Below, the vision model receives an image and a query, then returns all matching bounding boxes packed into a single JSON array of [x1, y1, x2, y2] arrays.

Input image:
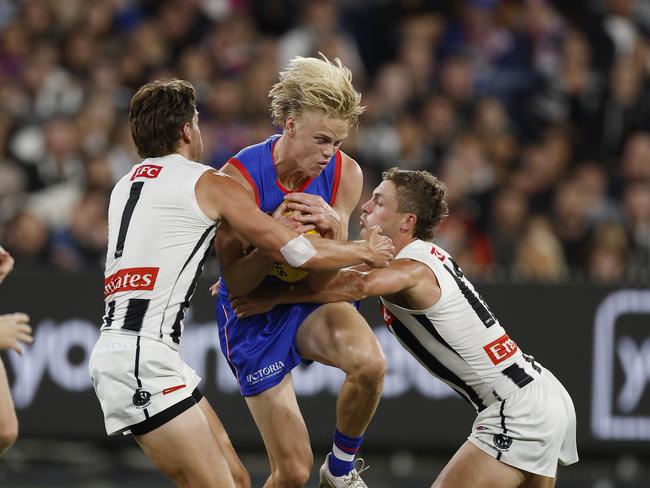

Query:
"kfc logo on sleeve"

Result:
[[104, 267, 159, 297], [484, 334, 519, 365], [131, 164, 162, 181]]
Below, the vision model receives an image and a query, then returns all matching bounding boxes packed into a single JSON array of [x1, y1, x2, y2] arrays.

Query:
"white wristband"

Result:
[[280, 234, 318, 268]]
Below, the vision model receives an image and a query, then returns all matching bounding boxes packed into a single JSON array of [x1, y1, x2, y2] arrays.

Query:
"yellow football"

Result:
[[269, 211, 319, 283]]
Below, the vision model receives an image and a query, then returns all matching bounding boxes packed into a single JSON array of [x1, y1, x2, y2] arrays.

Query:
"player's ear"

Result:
[[285, 116, 296, 137], [181, 121, 192, 143], [401, 213, 417, 233]]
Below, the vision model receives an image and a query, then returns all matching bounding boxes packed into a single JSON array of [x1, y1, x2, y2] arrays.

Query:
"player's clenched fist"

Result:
[[0, 313, 33, 355], [362, 225, 394, 268]]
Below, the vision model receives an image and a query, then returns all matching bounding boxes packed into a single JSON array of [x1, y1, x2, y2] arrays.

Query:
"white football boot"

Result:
[[319, 453, 370, 488]]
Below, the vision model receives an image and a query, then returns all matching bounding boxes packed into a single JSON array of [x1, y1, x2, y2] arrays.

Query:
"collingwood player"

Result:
[[88, 80, 394, 488], [232, 168, 579, 488]]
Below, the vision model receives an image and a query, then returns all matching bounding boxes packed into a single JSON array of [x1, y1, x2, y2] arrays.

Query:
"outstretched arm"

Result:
[[231, 260, 421, 318], [196, 170, 394, 270], [215, 202, 316, 297]]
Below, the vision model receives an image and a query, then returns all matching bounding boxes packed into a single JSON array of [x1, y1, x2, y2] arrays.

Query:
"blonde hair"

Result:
[[269, 54, 365, 128]]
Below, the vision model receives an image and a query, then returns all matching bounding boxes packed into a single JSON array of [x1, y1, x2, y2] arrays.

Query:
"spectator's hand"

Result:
[[0, 313, 33, 355], [284, 193, 341, 239], [0, 246, 14, 284]]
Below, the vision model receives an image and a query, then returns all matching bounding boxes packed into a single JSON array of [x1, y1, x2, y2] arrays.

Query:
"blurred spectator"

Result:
[[472, 97, 517, 179], [620, 132, 650, 182], [488, 188, 529, 270], [573, 162, 622, 225], [586, 222, 629, 283], [596, 55, 650, 157], [515, 216, 568, 282], [623, 181, 650, 278], [523, 0, 567, 80], [50, 190, 108, 271], [277, 0, 365, 77], [0, 0, 646, 284], [551, 179, 591, 269], [4, 212, 50, 269], [396, 14, 443, 97]]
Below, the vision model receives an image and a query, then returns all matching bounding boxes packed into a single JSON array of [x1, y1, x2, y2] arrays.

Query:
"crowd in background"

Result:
[[0, 0, 649, 283]]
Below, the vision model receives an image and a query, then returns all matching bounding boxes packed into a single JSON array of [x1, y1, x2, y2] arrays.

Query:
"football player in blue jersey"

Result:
[[214, 55, 381, 487]]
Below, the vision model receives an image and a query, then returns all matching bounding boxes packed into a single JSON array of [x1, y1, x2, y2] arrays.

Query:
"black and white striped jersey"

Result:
[[380, 239, 541, 412], [101, 154, 216, 349]]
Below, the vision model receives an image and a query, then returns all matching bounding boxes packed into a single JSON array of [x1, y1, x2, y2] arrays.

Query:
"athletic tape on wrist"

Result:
[[280, 234, 318, 268]]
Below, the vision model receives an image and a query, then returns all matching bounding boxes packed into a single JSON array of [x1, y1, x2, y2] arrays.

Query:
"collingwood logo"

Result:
[[246, 361, 285, 385], [493, 433, 512, 451], [133, 388, 152, 409]]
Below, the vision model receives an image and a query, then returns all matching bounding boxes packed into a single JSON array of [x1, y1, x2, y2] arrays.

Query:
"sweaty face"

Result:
[[360, 180, 404, 239], [286, 112, 349, 177]]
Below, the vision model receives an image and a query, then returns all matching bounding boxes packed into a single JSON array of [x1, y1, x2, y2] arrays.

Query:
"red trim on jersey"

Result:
[[275, 176, 314, 194], [228, 158, 260, 207], [330, 151, 342, 206], [271, 137, 315, 194]]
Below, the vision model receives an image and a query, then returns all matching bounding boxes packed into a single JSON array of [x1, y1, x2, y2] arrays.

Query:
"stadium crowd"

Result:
[[0, 0, 648, 284]]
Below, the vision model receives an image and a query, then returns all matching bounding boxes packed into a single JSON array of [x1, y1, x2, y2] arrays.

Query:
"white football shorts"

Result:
[[468, 366, 579, 477], [89, 331, 202, 436]]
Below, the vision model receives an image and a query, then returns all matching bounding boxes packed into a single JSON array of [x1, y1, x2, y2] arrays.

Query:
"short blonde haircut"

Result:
[[269, 54, 365, 128]]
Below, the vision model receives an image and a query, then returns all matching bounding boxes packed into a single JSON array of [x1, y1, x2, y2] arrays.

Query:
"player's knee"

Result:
[[275, 467, 311, 488], [0, 418, 18, 455], [275, 456, 313, 487], [354, 348, 386, 391]]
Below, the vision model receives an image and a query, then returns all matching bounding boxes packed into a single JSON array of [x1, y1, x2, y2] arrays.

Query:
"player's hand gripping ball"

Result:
[[269, 210, 320, 282]]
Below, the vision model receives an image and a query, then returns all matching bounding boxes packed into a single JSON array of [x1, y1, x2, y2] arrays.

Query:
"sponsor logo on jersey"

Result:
[[430, 246, 446, 262], [484, 334, 519, 365], [132, 388, 151, 409], [104, 267, 159, 297], [493, 433, 512, 451], [381, 303, 395, 327], [162, 384, 187, 395], [245, 361, 285, 386], [131, 164, 163, 181]]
